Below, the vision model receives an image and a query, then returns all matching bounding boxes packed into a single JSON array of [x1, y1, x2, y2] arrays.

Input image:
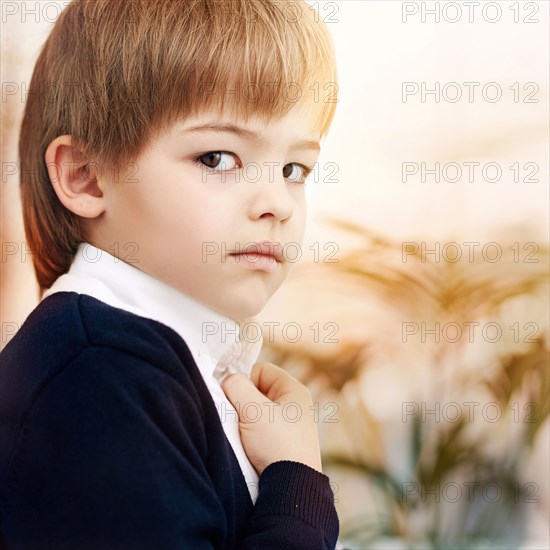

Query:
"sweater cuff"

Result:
[[256, 460, 339, 544]]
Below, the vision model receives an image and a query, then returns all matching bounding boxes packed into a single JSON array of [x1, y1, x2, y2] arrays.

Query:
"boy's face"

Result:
[[90, 102, 321, 320]]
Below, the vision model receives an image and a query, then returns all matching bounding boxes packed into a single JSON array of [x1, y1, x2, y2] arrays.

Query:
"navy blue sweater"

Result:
[[0, 292, 339, 549]]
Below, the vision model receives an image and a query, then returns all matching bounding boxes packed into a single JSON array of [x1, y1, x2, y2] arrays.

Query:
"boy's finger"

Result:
[[220, 373, 268, 409], [249, 362, 297, 401]]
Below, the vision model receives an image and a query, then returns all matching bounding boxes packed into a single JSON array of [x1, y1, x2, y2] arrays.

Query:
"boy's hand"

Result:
[[220, 363, 323, 476]]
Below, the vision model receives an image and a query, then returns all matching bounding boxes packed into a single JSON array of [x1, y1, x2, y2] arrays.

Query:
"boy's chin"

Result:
[[221, 280, 286, 320], [223, 300, 268, 322]]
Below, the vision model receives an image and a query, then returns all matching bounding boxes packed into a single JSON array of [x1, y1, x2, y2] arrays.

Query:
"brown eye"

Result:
[[283, 163, 306, 183], [201, 152, 222, 168], [196, 151, 238, 171]]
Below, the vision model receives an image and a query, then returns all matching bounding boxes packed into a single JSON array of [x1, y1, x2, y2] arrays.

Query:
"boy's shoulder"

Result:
[[0, 292, 210, 485], [1, 291, 196, 378], [0, 291, 204, 432]]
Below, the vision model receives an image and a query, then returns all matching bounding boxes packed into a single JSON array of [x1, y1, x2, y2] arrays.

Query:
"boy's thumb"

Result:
[[220, 373, 265, 409]]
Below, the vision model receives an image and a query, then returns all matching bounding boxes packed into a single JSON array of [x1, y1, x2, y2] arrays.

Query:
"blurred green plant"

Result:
[[263, 218, 549, 549]]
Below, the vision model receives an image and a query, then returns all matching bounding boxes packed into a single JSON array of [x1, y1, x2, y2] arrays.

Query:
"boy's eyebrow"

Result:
[[179, 122, 320, 152]]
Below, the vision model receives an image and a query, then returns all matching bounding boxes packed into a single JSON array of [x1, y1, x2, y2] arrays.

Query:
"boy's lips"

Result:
[[228, 242, 284, 272], [229, 242, 284, 262]]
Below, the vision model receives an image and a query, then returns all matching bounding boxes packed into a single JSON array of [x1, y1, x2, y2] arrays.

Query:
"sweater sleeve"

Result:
[[241, 460, 340, 549], [0, 345, 339, 549]]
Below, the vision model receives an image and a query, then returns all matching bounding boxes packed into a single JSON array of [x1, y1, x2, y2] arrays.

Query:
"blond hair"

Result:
[[19, 0, 339, 297]]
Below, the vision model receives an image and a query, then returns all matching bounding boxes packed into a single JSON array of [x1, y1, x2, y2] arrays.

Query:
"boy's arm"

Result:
[[221, 364, 340, 549], [0, 345, 338, 550], [241, 460, 339, 549]]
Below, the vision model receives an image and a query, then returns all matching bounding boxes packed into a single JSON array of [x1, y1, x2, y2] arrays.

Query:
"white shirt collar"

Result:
[[41, 243, 263, 382]]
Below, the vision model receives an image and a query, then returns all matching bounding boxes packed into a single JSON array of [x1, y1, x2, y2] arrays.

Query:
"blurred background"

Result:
[[1, 1, 549, 549]]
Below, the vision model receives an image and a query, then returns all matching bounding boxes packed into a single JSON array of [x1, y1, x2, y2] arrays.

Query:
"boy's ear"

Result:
[[44, 135, 106, 218]]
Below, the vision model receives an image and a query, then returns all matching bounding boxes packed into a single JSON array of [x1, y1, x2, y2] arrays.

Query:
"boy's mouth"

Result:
[[228, 242, 284, 272]]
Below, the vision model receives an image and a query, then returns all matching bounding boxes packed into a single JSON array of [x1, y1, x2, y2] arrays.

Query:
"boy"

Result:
[[0, 0, 340, 548]]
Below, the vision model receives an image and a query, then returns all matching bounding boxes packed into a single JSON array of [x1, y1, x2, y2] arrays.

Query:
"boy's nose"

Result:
[[246, 169, 295, 222]]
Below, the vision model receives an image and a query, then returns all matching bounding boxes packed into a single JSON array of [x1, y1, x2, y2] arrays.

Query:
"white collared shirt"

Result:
[[42, 242, 261, 503]]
